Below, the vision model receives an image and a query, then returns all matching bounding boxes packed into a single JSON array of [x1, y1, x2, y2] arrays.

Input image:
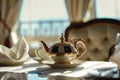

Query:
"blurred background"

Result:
[[0, 0, 120, 56]]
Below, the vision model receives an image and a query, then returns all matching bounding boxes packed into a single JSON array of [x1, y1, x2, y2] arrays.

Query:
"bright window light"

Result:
[[19, 0, 69, 21], [95, 0, 120, 19], [18, 0, 70, 47]]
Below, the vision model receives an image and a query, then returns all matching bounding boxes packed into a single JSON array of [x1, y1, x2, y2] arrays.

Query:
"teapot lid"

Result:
[[49, 33, 78, 54]]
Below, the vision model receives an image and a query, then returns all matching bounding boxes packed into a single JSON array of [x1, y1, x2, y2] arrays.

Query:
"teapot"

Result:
[[39, 33, 87, 64]]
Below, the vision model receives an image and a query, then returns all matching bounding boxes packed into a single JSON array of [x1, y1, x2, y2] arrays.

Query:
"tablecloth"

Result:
[[0, 59, 119, 80]]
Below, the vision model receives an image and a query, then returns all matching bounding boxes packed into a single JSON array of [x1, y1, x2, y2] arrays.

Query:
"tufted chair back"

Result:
[[65, 18, 120, 61]]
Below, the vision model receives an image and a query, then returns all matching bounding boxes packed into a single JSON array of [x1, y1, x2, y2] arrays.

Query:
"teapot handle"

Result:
[[69, 35, 87, 59], [74, 38, 87, 59]]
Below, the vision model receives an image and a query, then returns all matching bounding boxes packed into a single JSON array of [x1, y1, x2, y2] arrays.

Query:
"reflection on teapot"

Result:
[[37, 33, 87, 64]]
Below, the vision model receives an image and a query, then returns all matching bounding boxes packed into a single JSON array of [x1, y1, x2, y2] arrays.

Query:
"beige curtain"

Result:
[[0, 0, 22, 48], [65, 0, 90, 23]]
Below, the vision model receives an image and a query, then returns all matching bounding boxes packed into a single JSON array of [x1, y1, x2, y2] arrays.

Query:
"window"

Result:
[[95, 0, 120, 19], [18, 0, 70, 48]]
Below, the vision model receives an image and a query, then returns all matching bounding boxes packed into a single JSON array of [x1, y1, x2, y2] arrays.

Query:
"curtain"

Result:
[[0, 0, 22, 48], [65, 0, 90, 23]]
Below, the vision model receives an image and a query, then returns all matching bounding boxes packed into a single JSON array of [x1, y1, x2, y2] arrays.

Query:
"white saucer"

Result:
[[42, 60, 85, 68], [32, 57, 52, 63], [32, 57, 43, 63], [0, 58, 30, 66], [0, 60, 26, 66]]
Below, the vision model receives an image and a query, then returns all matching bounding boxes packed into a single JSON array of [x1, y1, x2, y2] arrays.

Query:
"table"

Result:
[[0, 59, 119, 80]]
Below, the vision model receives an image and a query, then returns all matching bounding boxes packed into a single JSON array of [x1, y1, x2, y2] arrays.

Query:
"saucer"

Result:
[[0, 61, 24, 66], [32, 57, 43, 63], [42, 60, 85, 68], [32, 57, 52, 63], [0, 60, 26, 66], [0, 58, 30, 66]]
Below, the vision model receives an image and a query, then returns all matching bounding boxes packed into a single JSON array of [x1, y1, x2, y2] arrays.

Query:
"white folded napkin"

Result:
[[0, 37, 30, 65]]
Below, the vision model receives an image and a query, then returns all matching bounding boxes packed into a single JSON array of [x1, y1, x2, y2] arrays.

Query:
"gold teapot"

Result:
[[39, 33, 87, 64]]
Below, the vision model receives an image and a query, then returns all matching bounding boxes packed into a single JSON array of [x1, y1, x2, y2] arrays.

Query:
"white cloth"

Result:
[[0, 37, 30, 80], [0, 37, 30, 65], [0, 60, 118, 79]]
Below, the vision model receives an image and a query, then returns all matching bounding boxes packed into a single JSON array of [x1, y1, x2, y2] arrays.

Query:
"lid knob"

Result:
[[60, 33, 65, 43]]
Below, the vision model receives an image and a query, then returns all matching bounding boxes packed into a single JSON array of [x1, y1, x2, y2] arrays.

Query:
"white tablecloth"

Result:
[[0, 59, 118, 80]]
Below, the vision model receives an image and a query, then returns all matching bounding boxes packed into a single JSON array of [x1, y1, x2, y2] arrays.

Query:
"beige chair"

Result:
[[65, 18, 120, 61]]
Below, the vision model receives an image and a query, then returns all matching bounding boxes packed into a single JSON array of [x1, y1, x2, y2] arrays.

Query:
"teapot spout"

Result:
[[40, 40, 49, 53]]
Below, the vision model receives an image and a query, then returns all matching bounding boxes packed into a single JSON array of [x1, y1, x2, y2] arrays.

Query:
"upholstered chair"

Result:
[[65, 18, 120, 61]]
